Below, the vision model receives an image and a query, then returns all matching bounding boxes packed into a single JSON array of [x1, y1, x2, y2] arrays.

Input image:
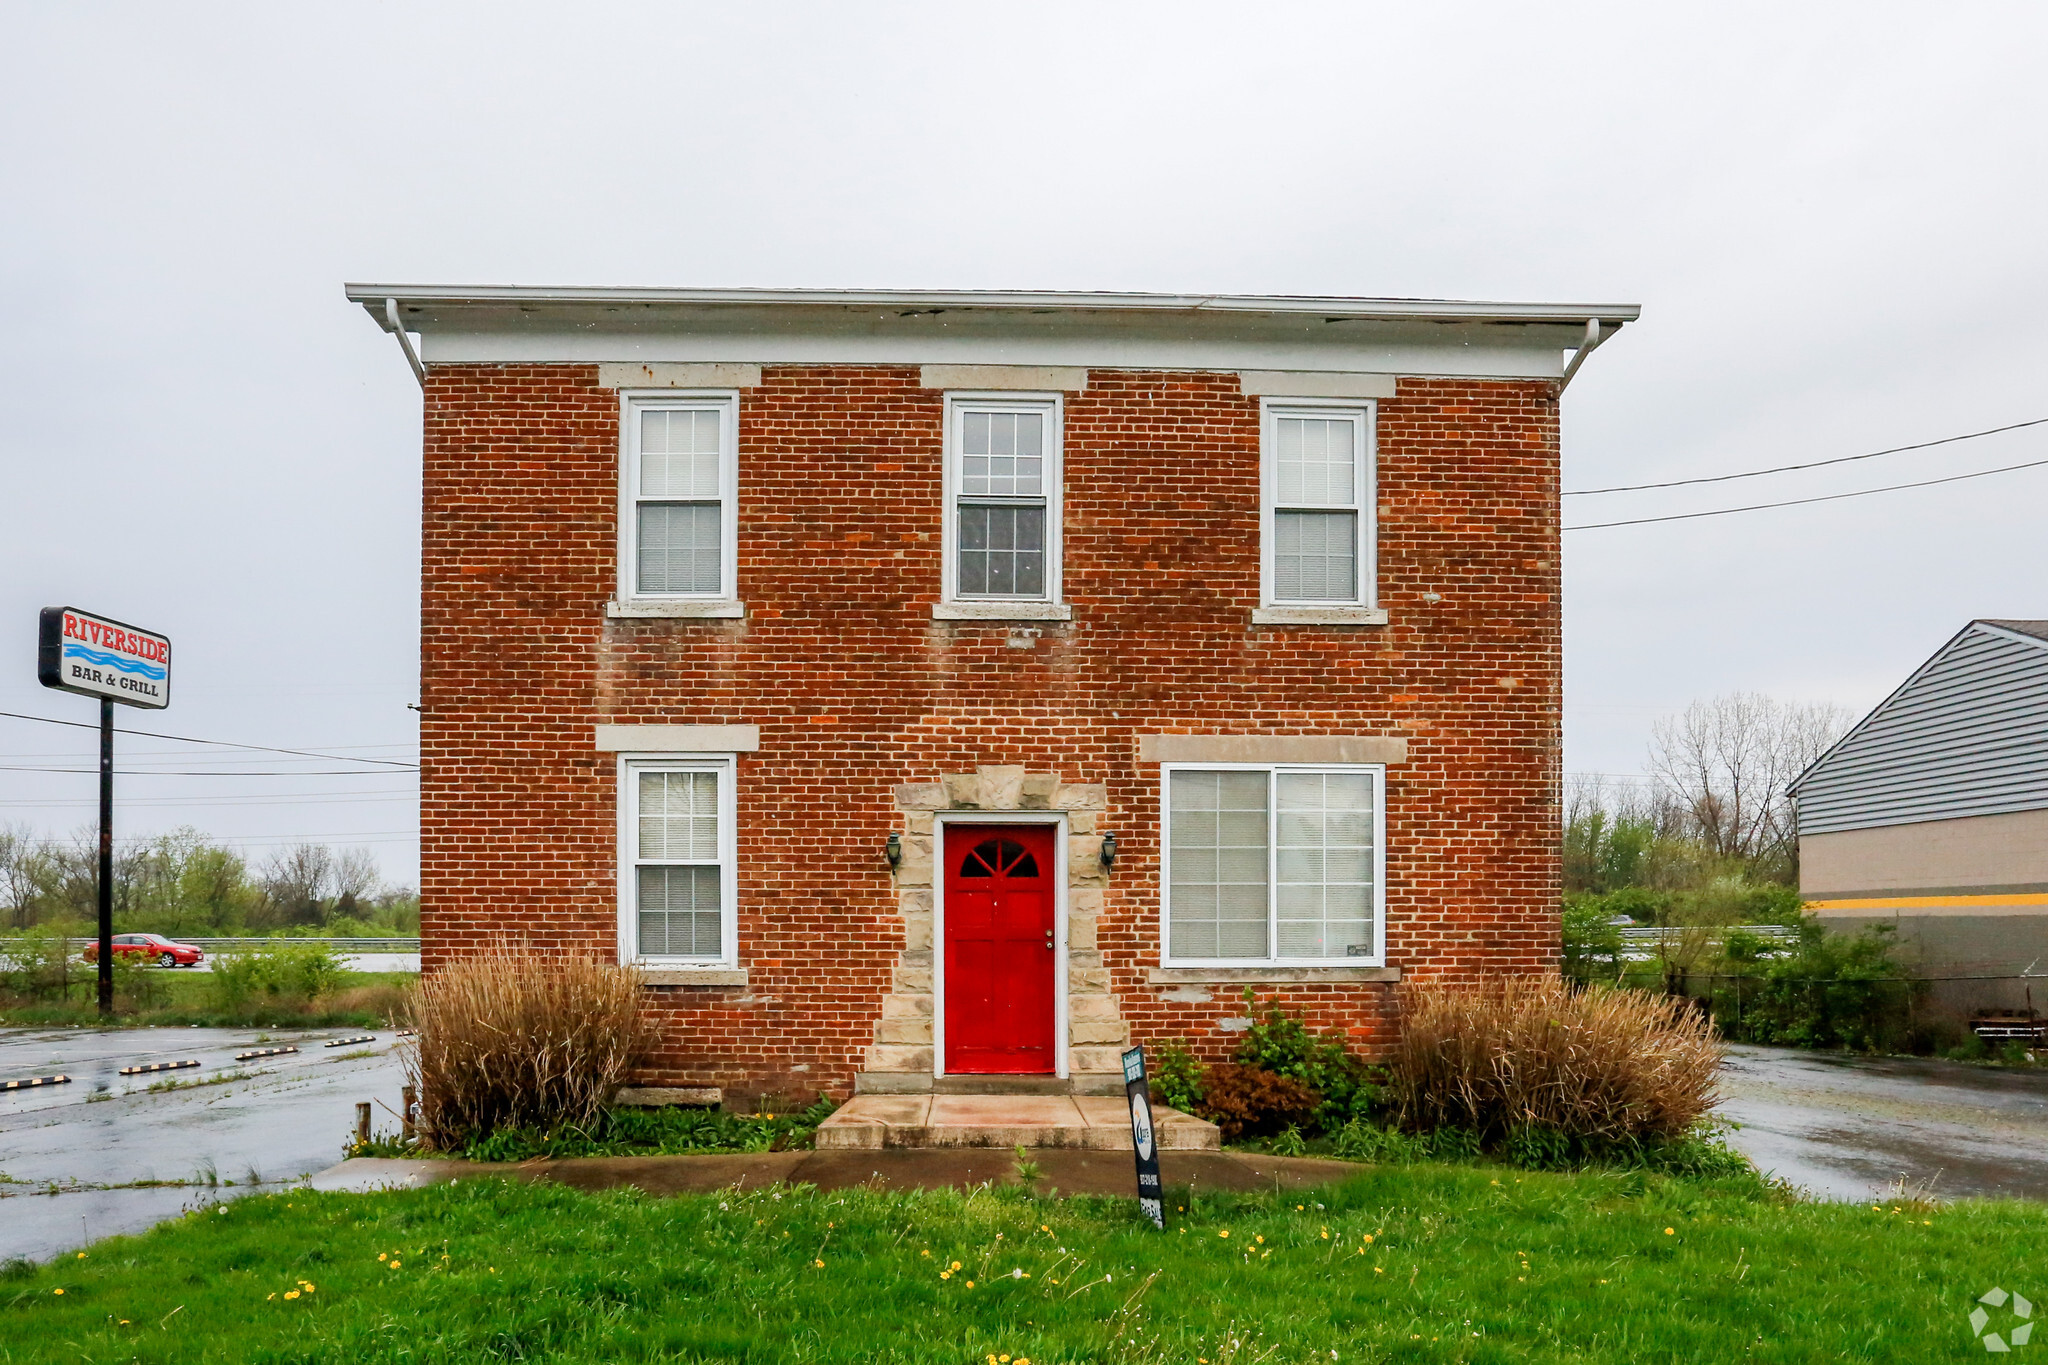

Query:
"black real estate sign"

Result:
[[1121, 1045, 1165, 1229]]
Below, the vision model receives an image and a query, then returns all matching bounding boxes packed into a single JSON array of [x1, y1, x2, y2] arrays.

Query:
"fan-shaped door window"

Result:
[[957, 837, 1040, 879]]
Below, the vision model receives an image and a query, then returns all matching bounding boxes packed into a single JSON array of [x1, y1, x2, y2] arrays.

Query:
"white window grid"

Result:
[[618, 391, 740, 603], [1259, 399, 1376, 608], [616, 755, 738, 966], [941, 393, 1064, 605], [1157, 762, 1387, 968]]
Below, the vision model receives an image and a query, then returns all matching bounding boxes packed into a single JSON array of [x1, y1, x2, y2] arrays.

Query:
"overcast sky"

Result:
[[3, 3, 2045, 887]]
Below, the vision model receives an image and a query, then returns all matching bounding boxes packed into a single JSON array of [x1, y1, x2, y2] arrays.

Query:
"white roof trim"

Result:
[[346, 283, 1641, 332]]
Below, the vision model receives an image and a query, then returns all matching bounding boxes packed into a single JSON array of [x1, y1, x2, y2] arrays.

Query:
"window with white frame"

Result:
[[944, 396, 1062, 603], [621, 394, 738, 601], [1162, 764, 1384, 965], [618, 757, 735, 963], [1262, 402, 1375, 606]]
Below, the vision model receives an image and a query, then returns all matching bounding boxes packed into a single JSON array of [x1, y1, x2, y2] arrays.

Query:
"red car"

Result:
[[82, 934, 205, 968]]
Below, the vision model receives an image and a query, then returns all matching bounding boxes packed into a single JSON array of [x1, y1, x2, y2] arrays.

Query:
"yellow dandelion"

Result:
[[1040, 1224, 1049, 1232], [1255, 1235, 1264, 1244], [489, 1267, 496, 1273], [966, 1280, 975, 1289], [1364, 1234, 1374, 1244], [378, 1253, 387, 1261], [303, 1285, 316, 1294], [1001, 1356, 1012, 1363], [1375, 1266, 1384, 1274], [951, 1261, 962, 1271], [1296, 1204, 1304, 1210], [921, 1249, 931, 1257], [285, 1290, 300, 1300], [76, 1253, 85, 1260], [1663, 1228, 1674, 1236], [1219, 1229, 1230, 1238], [267, 1293, 276, 1301], [119, 1319, 130, 1326], [941, 1271, 952, 1280], [813, 1259, 824, 1268], [52, 1289, 63, 1296], [389, 1261, 401, 1270]]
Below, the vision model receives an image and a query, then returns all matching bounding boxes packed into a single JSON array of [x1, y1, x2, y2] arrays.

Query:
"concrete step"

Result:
[[855, 1071, 1125, 1097], [815, 1094, 1221, 1152]]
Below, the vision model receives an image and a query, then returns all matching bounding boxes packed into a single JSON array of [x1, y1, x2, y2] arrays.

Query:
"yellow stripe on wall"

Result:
[[1806, 893, 2048, 910]]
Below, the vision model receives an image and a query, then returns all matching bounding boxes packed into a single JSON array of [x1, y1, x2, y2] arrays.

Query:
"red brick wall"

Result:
[[418, 364, 1561, 1101]]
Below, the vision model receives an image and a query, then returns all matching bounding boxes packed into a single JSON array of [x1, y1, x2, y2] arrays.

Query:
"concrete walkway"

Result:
[[313, 1147, 1358, 1198], [817, 1094, 1220, 1150]]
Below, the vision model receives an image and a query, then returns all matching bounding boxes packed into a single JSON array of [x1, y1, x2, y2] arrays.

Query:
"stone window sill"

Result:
[[1251, 605, 1389, 626], [638, 966, 749, 987], [608, 600, 746, 619], [1148, 965, 1401, 984], [931, 601, 1073, 622]]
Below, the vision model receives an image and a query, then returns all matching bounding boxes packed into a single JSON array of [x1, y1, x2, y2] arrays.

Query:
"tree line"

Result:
[[0, 823, 417, 937], [1565, 691, 1853, 921]]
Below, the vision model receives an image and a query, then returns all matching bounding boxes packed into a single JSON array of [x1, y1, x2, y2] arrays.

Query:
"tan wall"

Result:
[[1801, 808, 2048, 898]]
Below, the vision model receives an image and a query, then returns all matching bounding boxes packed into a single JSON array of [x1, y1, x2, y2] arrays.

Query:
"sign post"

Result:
[[37, 608, 172, 1016], [1120, 1045, 1166, 1230]]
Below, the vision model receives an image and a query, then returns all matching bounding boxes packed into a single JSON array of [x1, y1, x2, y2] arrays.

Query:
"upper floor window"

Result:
[[620, 393, 738, 603], [1261, 400, 1375, 609], [943, 395, 1063, 610], [1160, 763, 1385, 966]]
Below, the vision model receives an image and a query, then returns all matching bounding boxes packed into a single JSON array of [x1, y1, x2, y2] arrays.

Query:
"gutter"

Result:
[[384, 297, 426, 388], [1555, 319, 1611, 395]]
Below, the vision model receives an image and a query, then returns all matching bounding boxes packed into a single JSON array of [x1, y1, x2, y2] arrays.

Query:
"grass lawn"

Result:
[[3, 1161, 2037, 1363], [0, 971, 415, 1029]]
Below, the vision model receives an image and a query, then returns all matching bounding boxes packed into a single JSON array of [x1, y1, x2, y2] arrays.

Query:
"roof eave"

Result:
[[342, 283, 1643, 334]]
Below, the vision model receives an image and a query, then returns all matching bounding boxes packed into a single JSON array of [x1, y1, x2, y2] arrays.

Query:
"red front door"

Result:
[[943, 823, 1057, 1075]]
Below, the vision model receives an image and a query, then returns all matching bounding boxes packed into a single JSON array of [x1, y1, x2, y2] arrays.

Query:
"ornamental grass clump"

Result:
[[404, 939, 653, 1149], [1388, 976, 1721, 1148]]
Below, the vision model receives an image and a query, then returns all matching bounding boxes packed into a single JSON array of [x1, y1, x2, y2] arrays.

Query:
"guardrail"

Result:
[[180, 938, 420, 953], [4, 937, 422, 956]]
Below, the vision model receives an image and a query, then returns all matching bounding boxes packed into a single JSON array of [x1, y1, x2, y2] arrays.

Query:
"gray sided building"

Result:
[[1790, 620, 2048, 1017]]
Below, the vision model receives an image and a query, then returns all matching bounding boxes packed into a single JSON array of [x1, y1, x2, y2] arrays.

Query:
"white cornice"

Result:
[[344, 284, 1639, 379]]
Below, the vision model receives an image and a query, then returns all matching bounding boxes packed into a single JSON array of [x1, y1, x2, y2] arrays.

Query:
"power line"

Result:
[[1563, 454, 2048, 531], [0, 765, 417, 777], [1564, 416, 2048, 496], [0, 710, 418, 770]]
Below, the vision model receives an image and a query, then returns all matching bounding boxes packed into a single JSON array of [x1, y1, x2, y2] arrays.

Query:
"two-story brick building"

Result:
[[349, 285, 1635, 1104]]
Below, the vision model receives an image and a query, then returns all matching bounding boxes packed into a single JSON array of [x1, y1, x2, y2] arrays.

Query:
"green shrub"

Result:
[[1562, 898, 1626, 984], [455, 1096, 839, 1162], [0, 925, 83, 1001], [1148, 1039, 1205, 1115], [209, 941, 349, 1009], [1717, 917, 1920, 1052], [1231, 990, 1382, 1130]]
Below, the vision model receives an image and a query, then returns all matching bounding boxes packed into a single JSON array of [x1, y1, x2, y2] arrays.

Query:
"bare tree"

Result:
[[1647, 692, 1851, 876], [331, 847, 381, 918], [0, 824, 51, 929], [261, 843, 334, 926]]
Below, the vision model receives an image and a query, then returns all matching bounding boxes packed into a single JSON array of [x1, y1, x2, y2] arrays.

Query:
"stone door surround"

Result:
[[858, 766, 1129, 1095]]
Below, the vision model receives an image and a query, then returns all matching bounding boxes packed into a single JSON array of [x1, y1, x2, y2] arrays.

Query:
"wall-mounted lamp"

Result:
[[1099, 831, 1118, 871], [885, 831, 903, 872]]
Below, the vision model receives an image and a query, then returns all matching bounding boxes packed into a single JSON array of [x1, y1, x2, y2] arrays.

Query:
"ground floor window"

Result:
[[617, 756, 735, 964], [1161, 763, 1384, 966]]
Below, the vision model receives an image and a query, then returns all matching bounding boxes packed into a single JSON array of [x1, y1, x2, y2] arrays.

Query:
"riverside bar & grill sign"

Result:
[[38, 608, 172, 708], [37, 606, 173, 1016]]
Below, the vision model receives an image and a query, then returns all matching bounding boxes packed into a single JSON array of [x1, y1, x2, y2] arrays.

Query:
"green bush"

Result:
[[454, 1097, 839, 1162], [0, 925, 84, 1001], [1148, 1039, 1205, 1115], [1562, 898, 1626, 984], [209, 941, 349, 1009], [1715, 916, 1920, 1052], [1231, 990, 1382, 1130]]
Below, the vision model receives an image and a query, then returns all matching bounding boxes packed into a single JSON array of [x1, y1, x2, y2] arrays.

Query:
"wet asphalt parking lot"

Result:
[[1716, 1043, 2048, 1202], [5, 1032, 2046, 1265], [1, 1025, 406, 1263]]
